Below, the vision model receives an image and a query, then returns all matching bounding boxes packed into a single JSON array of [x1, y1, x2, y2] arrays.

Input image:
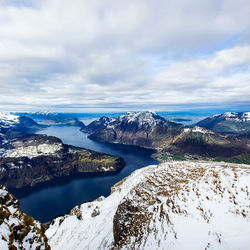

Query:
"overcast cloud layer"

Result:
[[0, 0, 249, 112]]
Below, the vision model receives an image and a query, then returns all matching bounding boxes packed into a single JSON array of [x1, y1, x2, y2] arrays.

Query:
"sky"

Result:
[[0, 0, 249, 112]]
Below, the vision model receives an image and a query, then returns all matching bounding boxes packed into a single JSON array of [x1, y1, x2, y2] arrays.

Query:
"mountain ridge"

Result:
[[46, 161, 250, 250], [196, 112, 250, 134]]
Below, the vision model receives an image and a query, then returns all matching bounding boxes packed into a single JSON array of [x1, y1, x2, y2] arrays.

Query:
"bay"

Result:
[[12, 126, 157, 223]]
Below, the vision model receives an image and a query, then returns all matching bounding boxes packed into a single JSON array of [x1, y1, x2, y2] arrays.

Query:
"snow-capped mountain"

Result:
[[81, 116, 114, 133], [0, 185, 50, 249], [46, 161, 250, 250], [0, 113, 20, 129], [87, 111, 183, 147], [196, 112, 250, 134], [0, 113, 40, 134], [82, 111, 250, 163]]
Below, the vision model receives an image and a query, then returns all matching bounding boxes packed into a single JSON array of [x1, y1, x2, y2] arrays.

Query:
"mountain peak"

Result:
[[118, 111, 165, 127]]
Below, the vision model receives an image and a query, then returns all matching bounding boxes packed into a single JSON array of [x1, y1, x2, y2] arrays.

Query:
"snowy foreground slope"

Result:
[[0, 185, 50, 249], [46, 161, 250, 250]]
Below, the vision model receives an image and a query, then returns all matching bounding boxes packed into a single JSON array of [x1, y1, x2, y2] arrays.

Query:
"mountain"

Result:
[[17, 112, 84, 127], [0, 134, 124, 188], [157, 126, 250, 162], [46, 161, 250, 250], [0, 113, 41, 136], [196, 112, 250, 134], [0, 185, 50, 249], [0, 114, 124, 188], [88, 111, 183, 148], [82, 111, 250, 163], [81, 116, 114, 134]]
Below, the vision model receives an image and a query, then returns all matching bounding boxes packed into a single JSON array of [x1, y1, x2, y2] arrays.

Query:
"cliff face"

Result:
[[46, 161, 250, 250], [0, 185, 50, 249], [88, 111, 183, 148], [0, 134, 125, 189]]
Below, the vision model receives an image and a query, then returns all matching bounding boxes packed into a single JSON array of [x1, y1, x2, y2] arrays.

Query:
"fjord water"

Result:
[[12, 126, 157, 223]]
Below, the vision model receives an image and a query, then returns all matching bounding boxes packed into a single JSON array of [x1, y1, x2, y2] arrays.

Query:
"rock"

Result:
[[0, 185, 50, 249], [0, 135, 125, 189], [46, 161, 250, 250]]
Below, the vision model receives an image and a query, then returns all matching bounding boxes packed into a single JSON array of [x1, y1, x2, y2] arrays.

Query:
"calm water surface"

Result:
[[12, 126, 157, 222]]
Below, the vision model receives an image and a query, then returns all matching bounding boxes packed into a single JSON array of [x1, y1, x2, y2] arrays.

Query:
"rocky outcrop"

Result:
[[196, 112, 250, 134], [0, 185, 50, 249], [0, 134, 125, 189], [46, 161, 250, 250], [88, 111, 183, 148]]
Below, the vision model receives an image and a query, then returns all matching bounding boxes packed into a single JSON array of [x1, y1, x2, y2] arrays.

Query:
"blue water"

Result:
[[11, 126, 157, 223]]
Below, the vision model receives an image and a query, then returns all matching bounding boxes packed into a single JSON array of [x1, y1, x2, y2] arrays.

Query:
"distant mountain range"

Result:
[[15, 112, 83, 126], [81, 111, 250, 163], [0, 113, 124, 188], [1, 111, 250, 250]]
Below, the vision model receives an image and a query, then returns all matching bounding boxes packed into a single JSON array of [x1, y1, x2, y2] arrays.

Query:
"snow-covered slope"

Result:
[[196, 112, 250, 134], [46, 161, 250, 250], [0, 185, 50, 249]]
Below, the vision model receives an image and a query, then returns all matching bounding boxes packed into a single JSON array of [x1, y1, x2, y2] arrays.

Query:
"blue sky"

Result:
[[0, 0, 249, 112]]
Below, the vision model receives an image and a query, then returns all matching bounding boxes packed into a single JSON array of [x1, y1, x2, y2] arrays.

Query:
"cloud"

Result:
[[0, 0, 249, 111]]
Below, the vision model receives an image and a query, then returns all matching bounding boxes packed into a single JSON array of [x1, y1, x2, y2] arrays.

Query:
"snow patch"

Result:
[[3, 143, 63, 158], [184, 126, 215, 134]]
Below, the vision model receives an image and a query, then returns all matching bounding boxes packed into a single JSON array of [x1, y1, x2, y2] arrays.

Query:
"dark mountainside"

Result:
[[0, 134, 124, 189], [82, 111, 250, 163], [0, 114, 125, 188], [86, 111, 183, 148], [196, 112, 250, 134]]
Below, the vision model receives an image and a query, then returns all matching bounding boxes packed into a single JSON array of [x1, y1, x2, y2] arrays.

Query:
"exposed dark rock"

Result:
[[0, 135, 125, 189], [0, 185, 50, 249], [88, 111, 183, 148]]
